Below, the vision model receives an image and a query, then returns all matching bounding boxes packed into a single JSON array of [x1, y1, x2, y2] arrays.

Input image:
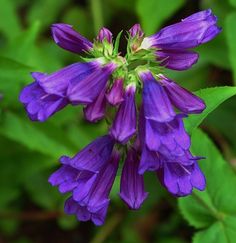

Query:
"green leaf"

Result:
[[228, 0, 236, 8], [0, 112, 73, 159], [179, 129, 236, 243], [185, 86, 236, 134], [136, 0, 185, 34], [27, 0, 68, 31], [225, 12, 236, 83], [0, 0, 21, 41], [114, 30, 123, 55], [3, 21, 41, 65]]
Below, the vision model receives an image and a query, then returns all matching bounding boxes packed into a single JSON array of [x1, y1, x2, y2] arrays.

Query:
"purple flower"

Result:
[[110, 84, 137, 144], [59, 135, 115, 173], [32, 61, 100, 96], [120, 148, 148, 209], [141, 9, 221, 70], [145, 115, 190, 152], [106, 78, 124, 106], [157, 161, 206, 197], [129, 24, 144, 38], [67, 62, 117, 105], [64, 150, 120, 225], [97, 27, 113, 43], [159, 75, 206, 114], [51, 23, 93, 53], [19, 74, 68, 122], [139, 71, 176, 122], [156, 49, 199, 71], [83, 85, 107, 122]]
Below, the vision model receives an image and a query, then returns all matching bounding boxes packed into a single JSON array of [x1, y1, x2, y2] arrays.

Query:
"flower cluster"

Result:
[[19, 9, 221, 225]]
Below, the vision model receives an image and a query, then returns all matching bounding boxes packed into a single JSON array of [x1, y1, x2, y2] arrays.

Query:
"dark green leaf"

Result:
[[136, 0, 185, 34]]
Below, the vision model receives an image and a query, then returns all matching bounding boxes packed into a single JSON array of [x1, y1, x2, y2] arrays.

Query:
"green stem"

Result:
[[90, 0, 104, 35]]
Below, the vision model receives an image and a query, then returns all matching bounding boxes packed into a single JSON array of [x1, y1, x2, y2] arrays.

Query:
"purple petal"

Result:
[[106, 78, 124, 106], [51, 23, 93, 53], [97, 27, 113, 43], [64, 197, 109, 226], [83, 85, 107, 122], [19, 82, 68, 122], [85, 151, 119, 209], [156, 49, 199, 71], [159, 75, 206, 114], [139, 71, 175, 122], [139, 146, 161, 174], [120, 148, 148, 209], [33, 61, 100, 96], [110, 84, 137, 144], [67, 63, 116, 105], [60, 135, 115, 172], [48, 165, 79, 193]]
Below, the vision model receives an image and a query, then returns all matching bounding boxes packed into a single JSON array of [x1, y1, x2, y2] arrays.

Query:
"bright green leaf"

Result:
[[136, 0, 185, 34], [179, 129, 236, 243], [225, 12, 236, 84], [185, 86, 236, 134], [0, 112, 73, 159], [0, 0, 21, 41]]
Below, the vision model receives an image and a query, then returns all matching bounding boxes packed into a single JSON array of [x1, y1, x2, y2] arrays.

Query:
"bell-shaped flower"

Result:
[[110, 83, 137, 144], [120, 148, 148, 209], [141, 9, 221, 71], [67, 151, 120, 226], [19, 75, 68, 122], [19, 61, 101, 121], [157, 161, 206, 197]]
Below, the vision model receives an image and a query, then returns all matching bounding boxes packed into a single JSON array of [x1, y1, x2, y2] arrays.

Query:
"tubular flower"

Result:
[[19, 9, 220, 225], [141, 9, 221, 70]]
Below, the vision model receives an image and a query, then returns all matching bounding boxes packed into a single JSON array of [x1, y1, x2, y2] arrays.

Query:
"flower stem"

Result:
[[90, 0, 104, 35]]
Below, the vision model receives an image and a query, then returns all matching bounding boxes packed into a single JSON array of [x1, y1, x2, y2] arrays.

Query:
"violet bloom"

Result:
[[19, 60, 109, 121], [51, 23, 93, 53], [141, 9, 221, 70], [110, 83, 137, 144], [64, 151, 119, 225], [120, 148, 148, 209], [158, 75, 206, 114], [106, 78, 124, 106], [157, 160, 206, 197]]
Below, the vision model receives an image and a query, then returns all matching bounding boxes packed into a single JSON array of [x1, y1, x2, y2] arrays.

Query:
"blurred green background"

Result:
[[1, 0, 236, 242]]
